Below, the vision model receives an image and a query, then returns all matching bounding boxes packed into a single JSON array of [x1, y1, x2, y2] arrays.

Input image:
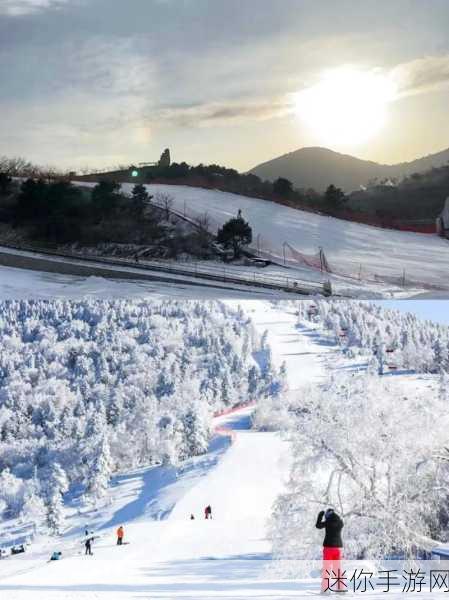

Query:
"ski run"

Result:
[[0, 300, 447, 598], [75, 182, 449, 298]]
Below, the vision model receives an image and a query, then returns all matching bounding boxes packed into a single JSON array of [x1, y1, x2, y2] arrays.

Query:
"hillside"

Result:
[[250, 146, 449, 192], [0, 298, 283, 545], [348, 163, 449, 221], [123, 183, 449, 293]]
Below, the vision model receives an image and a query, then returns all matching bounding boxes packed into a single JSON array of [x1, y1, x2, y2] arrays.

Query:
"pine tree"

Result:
[[85, 407, 112, 500], [86, 434, 112, 500]]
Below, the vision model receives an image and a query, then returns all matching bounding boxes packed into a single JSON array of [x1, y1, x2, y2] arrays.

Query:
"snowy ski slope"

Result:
[[130, 184, 449, 292], [0, 301, 440, 599]]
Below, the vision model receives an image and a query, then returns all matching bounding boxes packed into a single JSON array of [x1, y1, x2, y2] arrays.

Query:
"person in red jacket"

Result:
[[116, 525, 124, 546], [204, 505, 212, 520], [316, 508, 344, 594]]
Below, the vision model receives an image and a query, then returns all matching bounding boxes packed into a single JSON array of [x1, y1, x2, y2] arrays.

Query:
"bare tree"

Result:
[[196, 212, 211, 235], [155, 192, 174, 221], [0, 156, 68, 181]]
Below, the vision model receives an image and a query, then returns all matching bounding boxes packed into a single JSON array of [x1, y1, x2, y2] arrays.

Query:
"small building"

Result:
[[436, 197, 449, 238]]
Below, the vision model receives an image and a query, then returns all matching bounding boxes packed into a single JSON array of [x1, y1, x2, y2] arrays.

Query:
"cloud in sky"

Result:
[[154, 53, 449, 130], [150, 99, 294, 128], [391, 55, 449, 97], [1, 0, 449, 169], [0, 0, 70, 16]]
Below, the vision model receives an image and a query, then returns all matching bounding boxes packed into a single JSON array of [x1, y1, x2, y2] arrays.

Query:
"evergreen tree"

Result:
[[216, 214, 252, 259], [131, 184, 150, 217], [273, 177, 293, 197], [91, 181, 121, 220], [324, 184, 346, 210], [85, 407, 112, 500]]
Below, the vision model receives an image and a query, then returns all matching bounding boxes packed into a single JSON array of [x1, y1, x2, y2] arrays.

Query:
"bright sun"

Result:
[[295, 67, 397, 146]]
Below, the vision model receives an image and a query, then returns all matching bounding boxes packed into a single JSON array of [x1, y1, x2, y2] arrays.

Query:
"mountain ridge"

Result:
[[249, 146, 449, 192]]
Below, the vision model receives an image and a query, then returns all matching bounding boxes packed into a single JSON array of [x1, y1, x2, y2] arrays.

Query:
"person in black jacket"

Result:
[[84, 536, 95, 556], [316, 509, 344, 593]]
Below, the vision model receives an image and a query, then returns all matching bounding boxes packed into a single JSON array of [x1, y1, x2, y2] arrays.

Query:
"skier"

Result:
[[50, 551, 62, 561], [204, 505, 212, 520], [84, 535, 95, 556], [316, 508, 344, 594], [116, 525, 124, 546], [190, 514, 195, 520]]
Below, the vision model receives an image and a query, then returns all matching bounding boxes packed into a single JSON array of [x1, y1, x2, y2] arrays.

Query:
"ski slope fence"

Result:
[[250, 237, 448, 292], [213, 401, 256, 419], [213, 402, 256, 444], [0, 242, 327, 296], [214, 427, 237, 444]]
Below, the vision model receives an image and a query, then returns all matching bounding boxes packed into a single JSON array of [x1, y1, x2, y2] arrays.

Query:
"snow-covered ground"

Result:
[[0, 405, 295, 599], [108, 183, 449, 294], [0, 301, 442, 598], [0, 264, 300, 300]]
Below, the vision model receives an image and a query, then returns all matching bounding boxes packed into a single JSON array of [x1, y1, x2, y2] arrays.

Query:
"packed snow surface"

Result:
[[0, 406, 294, 599], [137, 184, 449, 291]]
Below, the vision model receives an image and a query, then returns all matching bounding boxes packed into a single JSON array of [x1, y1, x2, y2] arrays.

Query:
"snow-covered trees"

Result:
[[0, 469, 26, 518], [296, 301, 449, 375], [0, 299, 270, 534], [270, 370, 449, 566], [40, 464, 69, 535], [84, 407, 112, 501]]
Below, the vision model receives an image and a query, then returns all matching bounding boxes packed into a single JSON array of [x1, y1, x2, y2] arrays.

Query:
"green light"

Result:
[[131, 170, 139, 177]]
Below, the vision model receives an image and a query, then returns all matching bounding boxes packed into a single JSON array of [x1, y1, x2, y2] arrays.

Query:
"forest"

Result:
[[0, 299, 282, 535]]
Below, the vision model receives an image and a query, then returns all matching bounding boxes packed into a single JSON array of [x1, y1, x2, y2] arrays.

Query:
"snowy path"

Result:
[[229, 300, 335, 393], [0, 264, 298, 300]]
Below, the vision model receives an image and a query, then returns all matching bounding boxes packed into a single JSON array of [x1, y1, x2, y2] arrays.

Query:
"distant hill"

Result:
[[249, 146, 449, 192]]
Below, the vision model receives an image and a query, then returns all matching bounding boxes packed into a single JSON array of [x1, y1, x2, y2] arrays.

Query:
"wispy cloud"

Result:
[[0, 0, 69, 16], [150, 99, 294, 128], [145, 53, 449, 129], [391, 55, 449, 97]]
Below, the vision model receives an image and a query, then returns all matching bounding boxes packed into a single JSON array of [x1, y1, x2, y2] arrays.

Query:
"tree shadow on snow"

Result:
[[98, 433, 233, 531]]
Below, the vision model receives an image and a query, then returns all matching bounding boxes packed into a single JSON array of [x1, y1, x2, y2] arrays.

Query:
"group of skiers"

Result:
[[190, 505, 213, 520], [316, 508, 344, 595], [83, 525, 125, 556], [48, 506, 340, 595]]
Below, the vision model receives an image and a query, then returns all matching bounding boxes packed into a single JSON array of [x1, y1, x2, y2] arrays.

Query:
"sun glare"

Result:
[[295, 67, 397, 146]]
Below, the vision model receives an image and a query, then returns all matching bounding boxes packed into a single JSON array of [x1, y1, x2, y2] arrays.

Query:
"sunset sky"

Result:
[[1, 0, 449, 171]]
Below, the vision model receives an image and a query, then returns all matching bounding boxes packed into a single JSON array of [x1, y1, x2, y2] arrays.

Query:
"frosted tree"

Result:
[[270, 372, 449, 567], [180, 402, 212, 458], [40, 463, 69, 535], [0, 469, 25, 517], [84, 407, 112, 501]]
